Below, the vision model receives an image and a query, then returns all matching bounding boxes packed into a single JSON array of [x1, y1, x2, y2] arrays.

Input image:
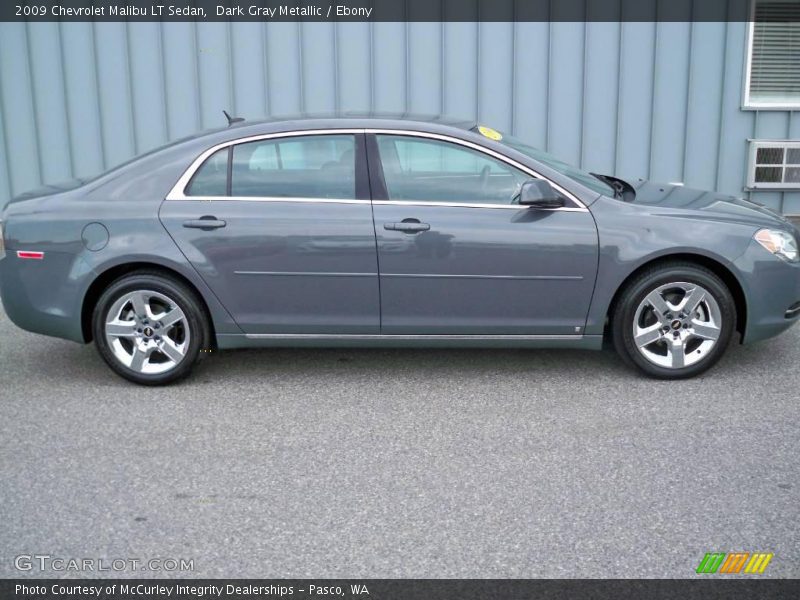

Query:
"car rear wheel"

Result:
[[611, 263, 736, 379], [92, 271, 210, 385]]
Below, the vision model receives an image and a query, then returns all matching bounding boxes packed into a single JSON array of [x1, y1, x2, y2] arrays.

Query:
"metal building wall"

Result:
[[1, 10, 799, 213]]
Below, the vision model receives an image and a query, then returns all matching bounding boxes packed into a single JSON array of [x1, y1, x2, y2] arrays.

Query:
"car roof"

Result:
[[83, 111, 602, 209], [225, 111, 478, 132], [155, 112, 484, 157], [158, 112, 487, 159], [83, 113, 485, 188]]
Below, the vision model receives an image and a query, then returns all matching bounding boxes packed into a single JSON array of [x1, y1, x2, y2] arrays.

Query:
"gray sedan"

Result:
[[1, 114, 799, 385]]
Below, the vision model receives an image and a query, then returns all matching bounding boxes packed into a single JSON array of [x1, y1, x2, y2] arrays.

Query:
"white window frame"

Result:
[[746, 139, 800, 189], [742, 0, 800, 110]]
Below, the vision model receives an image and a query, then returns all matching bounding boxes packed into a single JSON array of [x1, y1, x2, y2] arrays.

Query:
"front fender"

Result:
[[584, 197, 754, 336]]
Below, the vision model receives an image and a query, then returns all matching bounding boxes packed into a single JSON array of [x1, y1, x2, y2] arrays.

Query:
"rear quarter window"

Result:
[[186, 148, 228, 196]]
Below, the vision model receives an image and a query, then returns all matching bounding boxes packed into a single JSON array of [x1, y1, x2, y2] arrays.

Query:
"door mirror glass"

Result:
[[518, 179, 565, 208]]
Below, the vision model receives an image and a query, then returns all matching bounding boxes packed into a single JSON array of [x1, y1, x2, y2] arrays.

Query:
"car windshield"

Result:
[[481, 129, 616, 197]]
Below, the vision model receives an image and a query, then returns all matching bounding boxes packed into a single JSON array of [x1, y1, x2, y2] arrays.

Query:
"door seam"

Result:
[[363, 132, 384, 334]]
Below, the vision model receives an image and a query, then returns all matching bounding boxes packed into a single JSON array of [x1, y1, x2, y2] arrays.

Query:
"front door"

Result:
[[160, 132, 380, 334], [368, 133, 598, 335]]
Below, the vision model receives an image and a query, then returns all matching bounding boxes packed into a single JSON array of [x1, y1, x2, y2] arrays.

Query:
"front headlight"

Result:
[[754, 228, 799, 263]]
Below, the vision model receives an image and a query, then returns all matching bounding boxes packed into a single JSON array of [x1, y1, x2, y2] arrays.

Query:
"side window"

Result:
[[231, 134, 356, 198], [186, 148, 228, 196], [376, 135, 528, 204]]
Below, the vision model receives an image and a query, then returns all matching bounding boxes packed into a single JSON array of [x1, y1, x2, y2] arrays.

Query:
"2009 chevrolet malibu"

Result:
[[1, 114, 799, 385]]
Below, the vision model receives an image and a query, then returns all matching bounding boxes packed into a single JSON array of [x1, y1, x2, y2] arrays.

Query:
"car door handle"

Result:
[[384, 221, 430, 233], [182, 217, 227, 230]]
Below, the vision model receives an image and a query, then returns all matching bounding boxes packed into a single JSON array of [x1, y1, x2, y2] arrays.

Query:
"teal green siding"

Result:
[[1, 12, 799, 213]]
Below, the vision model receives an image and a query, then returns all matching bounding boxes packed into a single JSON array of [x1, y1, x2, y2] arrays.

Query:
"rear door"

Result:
[[368, 132, 599, 335], [160, 131, 380, 334]]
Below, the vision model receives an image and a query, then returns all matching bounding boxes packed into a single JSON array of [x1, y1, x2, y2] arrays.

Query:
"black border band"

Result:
[[3, 0, 762, 23]]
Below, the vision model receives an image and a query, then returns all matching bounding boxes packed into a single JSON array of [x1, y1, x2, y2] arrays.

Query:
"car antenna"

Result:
[[223, 110, 245, 126]]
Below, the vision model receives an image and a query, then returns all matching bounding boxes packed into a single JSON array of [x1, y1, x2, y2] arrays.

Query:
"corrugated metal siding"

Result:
[[1, 12, 799, 213]]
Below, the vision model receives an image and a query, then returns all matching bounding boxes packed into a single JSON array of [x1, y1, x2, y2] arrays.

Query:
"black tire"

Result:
[[92, 271, 211, 385], [611, 262, 736, 379]]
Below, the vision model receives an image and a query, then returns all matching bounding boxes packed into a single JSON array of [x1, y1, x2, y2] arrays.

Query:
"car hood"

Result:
[[628, 179, 795, 231]]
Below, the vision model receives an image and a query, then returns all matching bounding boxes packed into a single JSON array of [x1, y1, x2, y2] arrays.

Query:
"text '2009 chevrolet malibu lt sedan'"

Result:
[[1, 114, 799, 385]]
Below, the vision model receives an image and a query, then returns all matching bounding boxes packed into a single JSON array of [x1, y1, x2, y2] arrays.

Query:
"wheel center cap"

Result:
[[143, 326, 154, 337], [670, 319, 682, 330]]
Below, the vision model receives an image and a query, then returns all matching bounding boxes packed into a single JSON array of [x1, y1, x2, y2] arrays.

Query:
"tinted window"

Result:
[[231, 135, 355, 198], [376, 135, 528, 204], [186, 148, 228, 196]]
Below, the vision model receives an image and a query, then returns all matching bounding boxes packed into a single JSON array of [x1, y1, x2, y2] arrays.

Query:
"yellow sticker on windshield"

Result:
[[478, 125, 503, 141]]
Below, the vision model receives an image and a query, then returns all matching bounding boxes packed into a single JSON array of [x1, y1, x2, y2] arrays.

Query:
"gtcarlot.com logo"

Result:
[[696, 552, 773, 574], [14, 554, 195, 573]]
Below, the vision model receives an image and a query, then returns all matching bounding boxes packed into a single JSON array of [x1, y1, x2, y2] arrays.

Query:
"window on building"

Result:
[[747, 141, 800, 189], [745, 0, 800, 108]]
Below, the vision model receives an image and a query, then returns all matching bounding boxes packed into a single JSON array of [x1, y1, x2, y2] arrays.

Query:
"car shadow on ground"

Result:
[[2, 292, 795, 388], [22, 332, 791, 389], [196, 336, 786, 383]]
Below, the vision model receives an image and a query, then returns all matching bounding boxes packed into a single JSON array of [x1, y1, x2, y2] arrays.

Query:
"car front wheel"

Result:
[[92, 271, 210, 385], [611, 262, 736, 379]]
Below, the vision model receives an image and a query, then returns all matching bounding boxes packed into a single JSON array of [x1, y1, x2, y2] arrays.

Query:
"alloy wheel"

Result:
[[104, 289, 190, 374], [632, 281, 722, 369]]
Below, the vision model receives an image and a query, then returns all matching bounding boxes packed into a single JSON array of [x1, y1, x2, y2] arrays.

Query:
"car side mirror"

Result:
[[518, 179, 565, 209]]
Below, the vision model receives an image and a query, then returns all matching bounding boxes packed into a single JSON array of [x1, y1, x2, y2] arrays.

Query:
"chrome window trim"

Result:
[[365, 128, 587, 210], [165, 127, 588, 212], [165, 129, 364, 201], [168, 195, 370, 205], [372, 200, 586, 212]]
